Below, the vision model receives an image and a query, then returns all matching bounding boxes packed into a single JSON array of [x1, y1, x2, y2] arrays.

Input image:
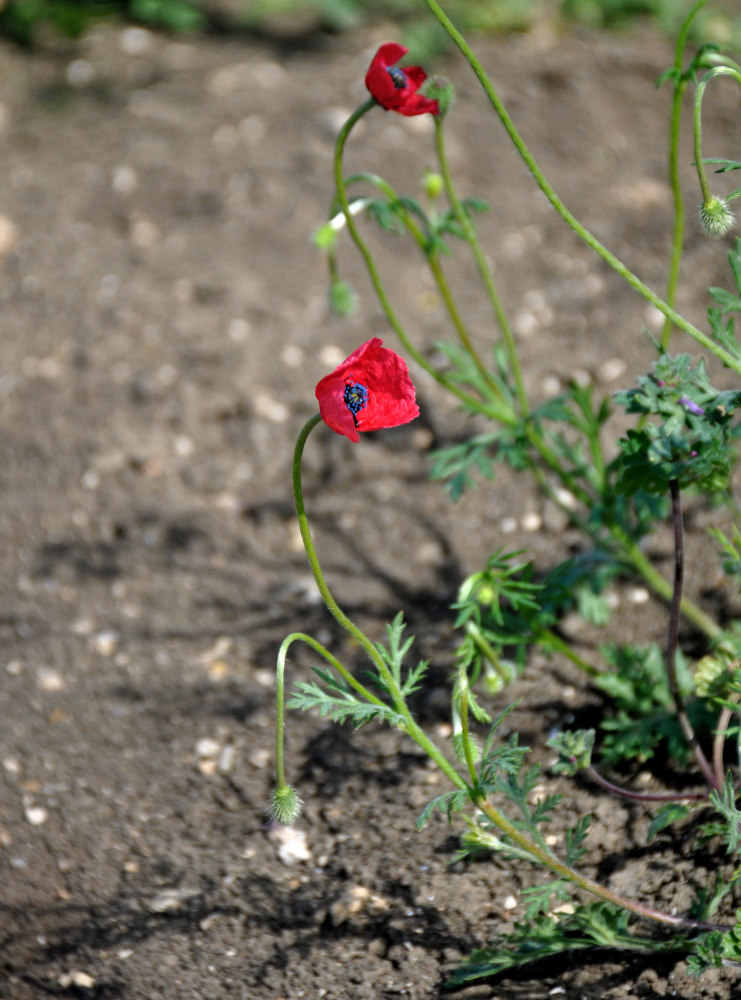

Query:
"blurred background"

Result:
[[1, 0, 740, 51]]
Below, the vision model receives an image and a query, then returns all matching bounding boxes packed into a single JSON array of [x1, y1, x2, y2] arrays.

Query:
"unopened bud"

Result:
[[423, 170, 444, 200], [271, 784, 302, 825], [693, 655, 730, 699], [329, 278, 357, 316], [451, 732, 482, 764], [421, 76, 455, 118], [699, 196, 734, 238]]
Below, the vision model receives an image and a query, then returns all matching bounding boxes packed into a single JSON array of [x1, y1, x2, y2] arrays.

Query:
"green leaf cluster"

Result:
[[450, 901, 685, 984], [287, 613, 427, 728], [614, 352, 741, 496], [594, 643, 700, 764]]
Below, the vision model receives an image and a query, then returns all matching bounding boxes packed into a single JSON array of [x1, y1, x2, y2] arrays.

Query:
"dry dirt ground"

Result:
[[1, 14, 741, 1000]]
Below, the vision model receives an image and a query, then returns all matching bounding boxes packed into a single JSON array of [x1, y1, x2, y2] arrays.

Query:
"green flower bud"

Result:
[[421, 76, 455, 118], [451, 731, 482, 765], [313, 221, 337, 250], [423, 170, 444, 200], [271, 784, 302, 825], [694, 654, 729, 699], [329, 278, 357, 316], [547, 728, 595, 776], [699, 196, 734, 238]]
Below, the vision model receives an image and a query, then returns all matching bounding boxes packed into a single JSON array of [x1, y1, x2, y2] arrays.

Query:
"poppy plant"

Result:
[[364, 43, 439, 117], [315, 338, 419, 443]]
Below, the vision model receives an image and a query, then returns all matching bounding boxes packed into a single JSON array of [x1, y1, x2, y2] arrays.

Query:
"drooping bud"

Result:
[[699, 195, 734, 238], [451, 731, 482, 765], [271, 784, 302, 825], [423, 169, 444, 201], [329, 278, 357, 316], [421, 76, 455, 118], [693, 654, 732, 699]]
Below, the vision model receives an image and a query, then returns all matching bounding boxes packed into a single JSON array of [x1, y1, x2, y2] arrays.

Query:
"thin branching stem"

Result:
[[418, 0, 741, 377], [586, 765, 708, 804], [667, 481, 720, 789]]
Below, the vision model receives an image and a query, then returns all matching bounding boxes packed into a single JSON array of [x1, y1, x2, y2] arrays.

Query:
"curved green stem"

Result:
[[292, 413, 468, 788], [473, 794, 726, 932], [456, 664, 479, 786], [289, 422, 727, 931], [693, 65, 741, 205], [275, 630, 387, 791], [419, 0, 741, 376], [434, 116, 529, 416], [336, 171, 514, 413], [334, 101, 486, 413], [660, 0, 705, 349]]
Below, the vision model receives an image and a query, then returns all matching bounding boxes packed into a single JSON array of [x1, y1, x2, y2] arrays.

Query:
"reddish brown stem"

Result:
[[586, 765, 708, 803], [667, 481, 720, 790]]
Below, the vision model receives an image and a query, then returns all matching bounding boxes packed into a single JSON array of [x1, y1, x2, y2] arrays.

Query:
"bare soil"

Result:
[[1, 16, 741, 1000]]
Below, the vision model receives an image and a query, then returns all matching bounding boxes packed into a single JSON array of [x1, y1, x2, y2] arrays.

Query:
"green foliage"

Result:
[[287, 613, 427, 728], [593, 642, 699, 764], [708, 774, 741, 855], [449, 902, 686, 984], [708, 239, 741, 362], [687, 910, 741, 977], [614, 352, 741, 497], [548, 728, 596, 775], [647, 802, 691, 843], [0, 0, 204, 43]]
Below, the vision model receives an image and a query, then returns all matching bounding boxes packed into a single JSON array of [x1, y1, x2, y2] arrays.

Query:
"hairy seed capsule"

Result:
[[699, 196, 734, 238]]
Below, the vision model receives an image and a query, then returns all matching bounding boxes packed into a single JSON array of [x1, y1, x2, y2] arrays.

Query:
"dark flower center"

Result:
[[387, 66, 408, 90], [343, 380, 369, 426]]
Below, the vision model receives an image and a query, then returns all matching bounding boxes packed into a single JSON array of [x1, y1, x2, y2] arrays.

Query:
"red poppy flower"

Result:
[[364, 43, 439, 117], [315, 338, 420, 443]]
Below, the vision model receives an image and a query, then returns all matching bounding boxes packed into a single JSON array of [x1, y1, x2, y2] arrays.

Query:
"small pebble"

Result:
[[628, 586, 650, 605], [597, 357, 627, 383], [58, 972, 95, 990], [111, 165, 138, 196], [25, 806, 48, 826], [271, 826, 311, 866], [94, 631, 119, 656], [196, 738, 220, 758], [65, 60, 95, 88], [521, 511, 542, 532], [147, 888, 200, 913], [0, 215, 19, 258], [36, 668, 64, 692], [119, 26, 153, 56]]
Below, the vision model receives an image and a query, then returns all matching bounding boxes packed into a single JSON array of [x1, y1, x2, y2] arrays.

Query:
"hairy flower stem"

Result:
[[275, 631, 386, 793], [660, 0, 704, 349], [667, 480, 719, 790], [473, 794, 726, 932], [693, 65, 741, 205], [433, 116, 529, 416], [290, 420, 728, 933], [334, 101, 485, 414], [330, 172, 515, 418], [418, 0, 741, 378], [291, 414, 470, 790], [586, 765, 708, 804]]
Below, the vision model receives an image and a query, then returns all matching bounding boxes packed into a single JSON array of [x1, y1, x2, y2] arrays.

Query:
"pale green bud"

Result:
[[329, 278, 357, 316], [313, 221, 337, 250], [271, 784, 302, 825], [423, 170, 444, 200], [699, 196, 734, 238], [451, 732, 482, 765], [421, 76, 455, 117], [693, 655, 729, 699]]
